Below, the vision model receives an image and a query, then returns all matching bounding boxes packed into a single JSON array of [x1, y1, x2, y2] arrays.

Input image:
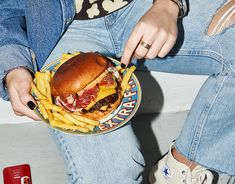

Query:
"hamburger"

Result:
[[51, 52, 123, 120]]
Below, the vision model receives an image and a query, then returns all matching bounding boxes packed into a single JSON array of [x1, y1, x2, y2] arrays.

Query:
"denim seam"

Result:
[[204, 34, 235, 74], [53, 131, 82, 184], [59, 0, 66, 35], [172, 49, 228, 72], [188, 75, 227, 160], [104, 17, 120, 56], [103, 0, 136, 57]]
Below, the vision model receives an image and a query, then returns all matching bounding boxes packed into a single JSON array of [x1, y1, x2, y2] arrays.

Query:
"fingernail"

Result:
[[27, 101, 36, 110], [121, 63, 126, 69]]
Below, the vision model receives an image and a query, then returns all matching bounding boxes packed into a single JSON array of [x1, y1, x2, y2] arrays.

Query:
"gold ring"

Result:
[[140, 40, 151, 50]]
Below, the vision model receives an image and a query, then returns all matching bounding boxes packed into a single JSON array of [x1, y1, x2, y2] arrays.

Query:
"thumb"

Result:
[[17, 81, 37, 110], [21, 93, 37, 110]]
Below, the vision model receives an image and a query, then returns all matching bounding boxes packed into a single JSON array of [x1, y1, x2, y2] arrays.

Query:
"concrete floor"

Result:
[[0, 111, 234, 184]]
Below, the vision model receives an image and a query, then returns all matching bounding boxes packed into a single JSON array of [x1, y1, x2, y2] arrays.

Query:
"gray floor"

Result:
[[0, 111, 234, 184]]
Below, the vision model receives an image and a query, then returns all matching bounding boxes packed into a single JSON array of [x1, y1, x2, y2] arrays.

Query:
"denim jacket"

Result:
[[0, 0, 187, 101], [0, 0, 75, 100]]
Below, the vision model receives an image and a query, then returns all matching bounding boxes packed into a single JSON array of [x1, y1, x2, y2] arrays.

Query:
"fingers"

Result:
[[9, 83, 40, 121], [120, 26, 143, 66], [146, 33, 177, 59], [144, 30, 168, 59], [121, 4, 178, 65], [17, 80, 36, 109], [6, 69, 40, 121], [120, 29, 175, 64], [134, 38, 154, 59], [121, 29, 177, 64], [17, 91, 39, 121], [158, 35, 177, 58]]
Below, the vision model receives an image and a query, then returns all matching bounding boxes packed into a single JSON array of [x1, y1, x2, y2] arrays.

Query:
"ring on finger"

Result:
[[140, 40, 152, 50]]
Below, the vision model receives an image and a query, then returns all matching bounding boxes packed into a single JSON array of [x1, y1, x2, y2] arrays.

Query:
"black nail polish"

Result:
[[27, 101, 36, 110], [121, 63, 126, 69]]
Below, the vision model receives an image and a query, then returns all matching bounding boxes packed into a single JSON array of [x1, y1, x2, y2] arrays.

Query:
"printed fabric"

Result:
[[74, 0, 133, 19]]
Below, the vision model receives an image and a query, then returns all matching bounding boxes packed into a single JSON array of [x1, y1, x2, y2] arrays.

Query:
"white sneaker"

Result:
[[149, 145, 213, 184]]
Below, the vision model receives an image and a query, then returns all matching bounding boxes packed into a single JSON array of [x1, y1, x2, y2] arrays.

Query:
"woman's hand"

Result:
[[121, 0, 179, 66], [5, 68, 40, 120]]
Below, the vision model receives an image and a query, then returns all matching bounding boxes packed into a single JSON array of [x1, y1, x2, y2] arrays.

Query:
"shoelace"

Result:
[[183, 167, 213, 184], [191, 168, 213, 184]]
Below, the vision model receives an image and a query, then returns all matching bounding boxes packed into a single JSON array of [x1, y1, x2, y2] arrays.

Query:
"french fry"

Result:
[[40, 99, 63, 112], [70, 113, 99, 126], [51, 71, 55, 77], [59, 110, 66, 116], [71, 51, 81, 56], [53, 117, 60, 121], [61, 53, 74, 60], [45, 81, 52, 103], [44, 70, 51, 81], [44, 71, 52, 103], [31, 83, 47, 100], [35, 72, 46, 96], [54, 52, 81, 70], [121, 65, 136, 95], [46, 109, 53, 120], [37, 102, 48, 119], [52, 112, 74, 125], [53, 54, 73, 70], [49, 119, 90, 133], [115, 65, 125, 74], [120, 68, 125, 73], [63, 112, 87, 127], [116, 65, 122, 71], [85, 124, 96, 131]]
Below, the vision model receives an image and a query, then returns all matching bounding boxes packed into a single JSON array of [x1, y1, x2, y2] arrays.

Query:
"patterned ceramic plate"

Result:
[[36, 56, 142, 135]]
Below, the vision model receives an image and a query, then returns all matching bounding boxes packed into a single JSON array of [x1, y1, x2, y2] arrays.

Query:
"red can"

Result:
[[3, 164, 32, 184]]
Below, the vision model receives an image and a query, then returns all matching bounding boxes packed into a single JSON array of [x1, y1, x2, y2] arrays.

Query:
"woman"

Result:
[[0, 0, 234, 183]]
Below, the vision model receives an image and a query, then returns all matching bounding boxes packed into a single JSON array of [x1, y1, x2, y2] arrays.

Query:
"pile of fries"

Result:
[[31, 52, 136, 133]]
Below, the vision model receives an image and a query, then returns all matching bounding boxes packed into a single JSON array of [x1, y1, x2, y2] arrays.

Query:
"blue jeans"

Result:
[[44, 0, 235, 182]]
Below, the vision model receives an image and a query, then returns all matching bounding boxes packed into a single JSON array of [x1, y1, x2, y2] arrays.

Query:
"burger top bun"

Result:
[[52, 52, 108, 96]]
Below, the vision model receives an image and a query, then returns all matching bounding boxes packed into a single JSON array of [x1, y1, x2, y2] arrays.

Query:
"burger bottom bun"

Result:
[[72, 92, 122, 120]]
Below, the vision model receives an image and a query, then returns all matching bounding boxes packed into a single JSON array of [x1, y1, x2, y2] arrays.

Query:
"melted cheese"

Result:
[[85, 88, 116, 110], [99, 80, 117, 90]]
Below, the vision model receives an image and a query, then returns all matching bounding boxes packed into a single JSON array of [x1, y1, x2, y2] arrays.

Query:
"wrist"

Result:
[[153, 0, 186, 19], [4, 67, 33, 88], [168, 0, 187, 18], [153, 0, 179, 19]]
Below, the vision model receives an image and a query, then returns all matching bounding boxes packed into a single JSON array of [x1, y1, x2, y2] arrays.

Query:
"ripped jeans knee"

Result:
[[206, 0, 235, 36]]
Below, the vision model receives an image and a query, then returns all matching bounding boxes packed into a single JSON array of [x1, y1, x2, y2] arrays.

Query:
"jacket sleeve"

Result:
[[0, 1, 36, 101]]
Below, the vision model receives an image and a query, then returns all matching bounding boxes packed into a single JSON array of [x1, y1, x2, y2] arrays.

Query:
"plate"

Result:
[[37, 56, 142, 135]]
